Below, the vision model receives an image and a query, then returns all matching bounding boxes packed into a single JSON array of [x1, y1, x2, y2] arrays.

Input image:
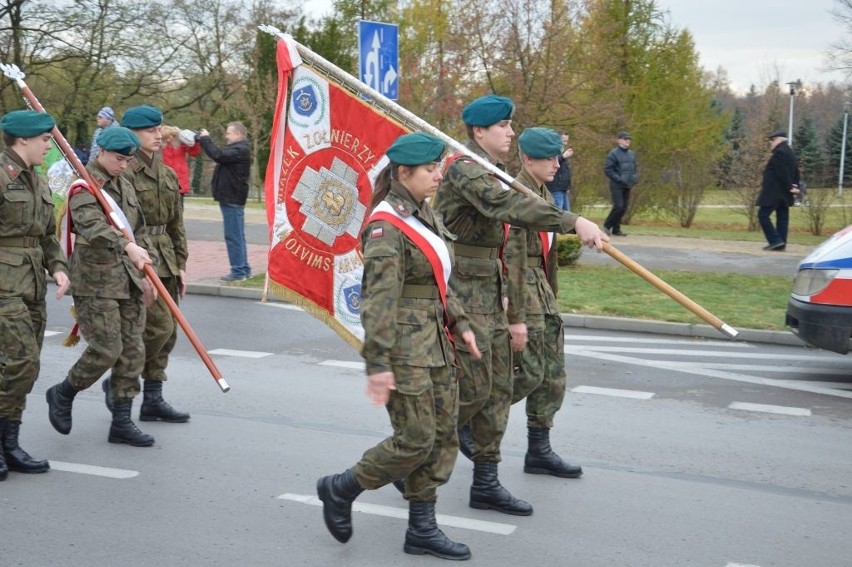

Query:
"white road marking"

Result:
[[44, 330, 62, 337], [258, 302, 303, 311], [208, 348, 273, 358], [50, 461, 138, 479], [277, 493, 516, 535], [572, 346, 834, 361], [566, 335, 754, 347], [319, 360, 366, 370], [728, 402, 811, 417], [565, 346, 852, 400], [693, 363, 852, 376], [726, 563, 764, 567], [571, 385, 655, 399]]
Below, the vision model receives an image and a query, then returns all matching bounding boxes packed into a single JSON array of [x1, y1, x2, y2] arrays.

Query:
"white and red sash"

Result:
[[368, 200, 451, 313], [538, 231, 554, 274]]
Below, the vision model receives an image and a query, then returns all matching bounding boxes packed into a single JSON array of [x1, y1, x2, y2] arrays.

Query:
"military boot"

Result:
[[524, 427, 582, 478], [316, 468, 364, 543], [404, 501, 471, 560], [0, 420, 8, 481], [101, 377, 115, 412], [469, 461, 533, 516], [139, 381, 190, 423], [3, 420, 49, 473], [109, 400, 155, 447], [457, 422, 475, 460], [46, 378, 78, 435]]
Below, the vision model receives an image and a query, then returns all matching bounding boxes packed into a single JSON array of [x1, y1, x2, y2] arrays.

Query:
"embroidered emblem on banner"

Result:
[[291, 157, 366, 246]]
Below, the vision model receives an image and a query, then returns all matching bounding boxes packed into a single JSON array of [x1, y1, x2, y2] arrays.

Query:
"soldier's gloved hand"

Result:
[[509, 322, 528, 352], [366, 371, 396, 406], [53, 271, 70, 300], [461, 330, 481, 360], [125, 242, 153, 270], [574, 217, 609, 251]]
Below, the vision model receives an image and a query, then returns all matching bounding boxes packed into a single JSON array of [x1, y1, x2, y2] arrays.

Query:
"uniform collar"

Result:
[[516, 168, 545, 197], [385, 180, 423, 218], [1, 148, 26, 180], [465, 139, 505, 168]]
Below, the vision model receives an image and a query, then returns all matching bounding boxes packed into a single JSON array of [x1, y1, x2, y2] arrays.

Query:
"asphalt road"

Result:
[[5, 293, 850, 567]]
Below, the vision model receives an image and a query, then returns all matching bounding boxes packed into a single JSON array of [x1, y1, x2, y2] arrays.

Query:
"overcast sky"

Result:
[[301, 0, 850, 92]]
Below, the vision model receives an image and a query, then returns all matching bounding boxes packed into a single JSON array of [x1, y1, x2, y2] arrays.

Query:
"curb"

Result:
[[186, 283, 803, 348]]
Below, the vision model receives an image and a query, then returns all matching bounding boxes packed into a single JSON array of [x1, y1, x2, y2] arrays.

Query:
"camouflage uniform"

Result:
[[353, 182, 470, 503], [124, 151, 186, 384], [65, 159, 151, 401], [0, 149, 68, 420], [434, 140, 579, 462], [505, 168, 565, 428]]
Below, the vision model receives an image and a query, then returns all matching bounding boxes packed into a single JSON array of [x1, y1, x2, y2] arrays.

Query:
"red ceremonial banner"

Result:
[[264, 39, 408, 348]]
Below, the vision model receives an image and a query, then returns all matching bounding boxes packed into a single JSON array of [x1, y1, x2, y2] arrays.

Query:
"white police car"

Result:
[[786, 225, 852, 354]]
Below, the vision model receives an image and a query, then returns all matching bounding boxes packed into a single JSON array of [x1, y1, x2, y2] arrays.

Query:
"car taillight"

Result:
[[792, 268, 839, 296]]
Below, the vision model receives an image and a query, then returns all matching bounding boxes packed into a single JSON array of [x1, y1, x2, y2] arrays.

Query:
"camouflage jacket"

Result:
[[0, 149, 68, 301], [504, 168, 560, 327], [434, 140, 578, 314], [68, 159, 151, 298], [360, 181, 470, 375], [124, 151, 187, 277]]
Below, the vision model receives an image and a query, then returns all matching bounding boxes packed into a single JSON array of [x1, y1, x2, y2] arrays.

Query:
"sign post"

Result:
[[358, 20, 399, 101]]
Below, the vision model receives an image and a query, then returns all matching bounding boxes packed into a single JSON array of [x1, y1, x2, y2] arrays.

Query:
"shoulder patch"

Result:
[[3, 162, 21, 180], [370, 226, 383, 239]]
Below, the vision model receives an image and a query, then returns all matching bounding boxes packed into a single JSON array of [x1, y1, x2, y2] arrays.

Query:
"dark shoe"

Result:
[[612, 231, 628, 237], [0, 421, 8, 481], [102, 377, 115, 412], [457, 422, 474, 460], [3, 420, 49, 473], [109, 400, 155, 447], [140, 381, 190, 423], [524, 427, 582, 478], [219, 273, 247, 283], [404, 501, 471, 560], [316, 469, 364, 543], [469, 461, 533, 516], [762, 241, 785, 251], [46, 379, 77, 435]]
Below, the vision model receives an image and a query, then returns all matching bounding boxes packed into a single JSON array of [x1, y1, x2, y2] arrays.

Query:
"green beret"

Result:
[[386, 132, 447, 165], [97, 127, 141, 156], [518, 127, 563, 159], [121, 105, 163, 129], [0, 110, 55, 138], [462, 94, 514, 127]]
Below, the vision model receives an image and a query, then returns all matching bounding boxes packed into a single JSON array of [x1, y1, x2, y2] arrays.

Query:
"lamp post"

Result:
[[786, 79, 803, 146], [840, 101, 850, 197]]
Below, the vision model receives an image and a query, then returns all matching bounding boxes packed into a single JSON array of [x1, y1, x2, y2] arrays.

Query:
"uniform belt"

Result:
[[401, 284, 439, 299], [0, 236, 40, 247], [454, 243, 499, 259], [144, 225, 167, 236], [526, 256, 543, 267]]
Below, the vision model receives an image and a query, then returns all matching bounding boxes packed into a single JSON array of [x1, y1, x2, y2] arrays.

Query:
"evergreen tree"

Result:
[[794, 115, 825, 187], [717, 106, 745, 188], [825, 113, 852, 188]]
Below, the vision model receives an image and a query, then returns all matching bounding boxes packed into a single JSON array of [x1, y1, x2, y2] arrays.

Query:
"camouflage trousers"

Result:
[[0, 296, 46, 420], [511, 313, 566, 429], [454, 310, 512, 462], [67, 295, 146, 402], [353, 364, 459, 503], [143, 276, 178, 383]]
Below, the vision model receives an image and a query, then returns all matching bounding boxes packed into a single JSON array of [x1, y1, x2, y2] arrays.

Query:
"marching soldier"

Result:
[[433, 95, 607, 515], [506, 128, 583, 479], [46, 127, 158, 447], [101, 105, 190, 423], [317, 133, 481, 561], [0, 110, 69, 480]]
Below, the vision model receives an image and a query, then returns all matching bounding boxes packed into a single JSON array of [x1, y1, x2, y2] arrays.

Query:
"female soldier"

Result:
[[317, 132, 481, 561], [0, 110, 69, 480]]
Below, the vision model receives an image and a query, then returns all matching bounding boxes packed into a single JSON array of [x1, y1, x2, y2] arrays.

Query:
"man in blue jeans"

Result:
[[544, 132, 573, 212], [198, 122, 252, 282]]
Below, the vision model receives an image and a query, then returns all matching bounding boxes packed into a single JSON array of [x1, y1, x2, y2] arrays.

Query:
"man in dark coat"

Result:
[[603, 131, 638, 236], [756, 130, 800, 251], [198, 122, 252, 281]]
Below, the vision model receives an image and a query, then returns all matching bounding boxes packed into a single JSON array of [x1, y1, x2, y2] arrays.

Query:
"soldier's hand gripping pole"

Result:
[[0, 63, 231, 391], [258, 26, 739, 340]]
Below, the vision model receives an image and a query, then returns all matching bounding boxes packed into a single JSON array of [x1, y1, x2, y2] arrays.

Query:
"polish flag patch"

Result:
[[370, 227, 383, 238]]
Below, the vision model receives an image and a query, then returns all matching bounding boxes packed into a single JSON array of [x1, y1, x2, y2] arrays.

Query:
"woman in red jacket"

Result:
[[161, 125, 201, 200]]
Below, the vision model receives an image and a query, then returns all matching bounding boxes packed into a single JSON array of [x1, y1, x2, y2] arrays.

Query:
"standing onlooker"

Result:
[[317, 133, 480, 560], [603, 130, 638, 237], [46, 127, 158, 447], [544, 132, 573, 212], [197, 122, 251, 282], [89, 106, 116, 163], [0, 110, 70, 480], [507, 127, 583, 479], [756, 130, 800, 251], [161, 125, 201, 202]]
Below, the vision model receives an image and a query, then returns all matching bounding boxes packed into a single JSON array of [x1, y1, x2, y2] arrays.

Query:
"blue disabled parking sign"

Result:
[[358, 20, 399, 100]]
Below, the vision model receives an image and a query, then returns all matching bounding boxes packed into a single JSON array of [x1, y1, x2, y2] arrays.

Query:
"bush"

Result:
[[556, 234, 583, 266]]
